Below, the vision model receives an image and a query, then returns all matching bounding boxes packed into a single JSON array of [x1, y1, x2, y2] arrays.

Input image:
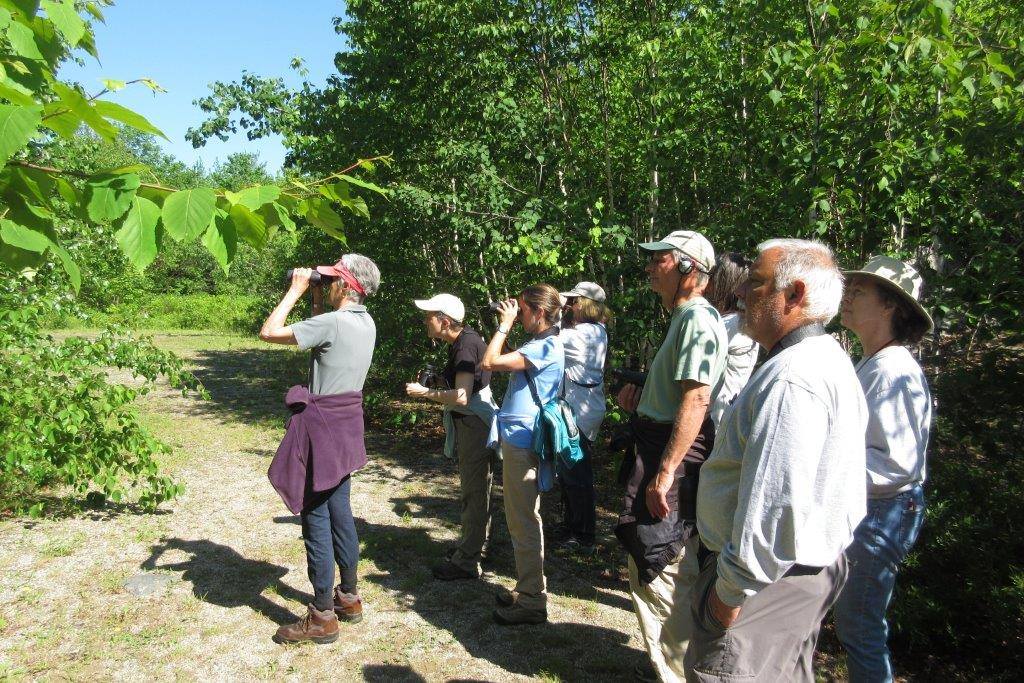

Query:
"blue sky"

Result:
[[59, 1, 348, 173]]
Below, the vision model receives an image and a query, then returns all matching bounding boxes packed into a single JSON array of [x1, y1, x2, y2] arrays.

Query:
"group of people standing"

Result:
[[258, 230, 933, 683]]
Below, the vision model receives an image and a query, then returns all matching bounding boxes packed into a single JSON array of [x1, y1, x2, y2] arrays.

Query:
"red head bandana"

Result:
[[315, 259, 367, 297]]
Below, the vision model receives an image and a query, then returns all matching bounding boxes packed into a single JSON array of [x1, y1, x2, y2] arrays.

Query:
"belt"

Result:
[[697, 541, 824, 577]]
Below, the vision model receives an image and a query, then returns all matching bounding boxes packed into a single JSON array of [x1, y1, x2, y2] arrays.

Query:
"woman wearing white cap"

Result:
[[833, 255, 933, 683], [555, 281, 611, 552], [406, 293, 499, 582]]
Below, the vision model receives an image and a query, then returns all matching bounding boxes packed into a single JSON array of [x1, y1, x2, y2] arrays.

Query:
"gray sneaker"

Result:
[[493, 603, 547, 625]]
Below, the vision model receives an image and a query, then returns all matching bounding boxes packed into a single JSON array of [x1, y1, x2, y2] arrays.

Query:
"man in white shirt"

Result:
[[685, 238, 867, 681]]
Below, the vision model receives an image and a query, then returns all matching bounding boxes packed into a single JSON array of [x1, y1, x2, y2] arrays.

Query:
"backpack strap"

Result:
[[523, 363, 544, 409]]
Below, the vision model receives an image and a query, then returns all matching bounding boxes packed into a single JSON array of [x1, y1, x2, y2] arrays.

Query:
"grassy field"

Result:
[[0, 331, 649, 681]]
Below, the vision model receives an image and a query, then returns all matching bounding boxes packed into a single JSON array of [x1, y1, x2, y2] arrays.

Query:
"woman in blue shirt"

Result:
[[481, 283, 565, 625]]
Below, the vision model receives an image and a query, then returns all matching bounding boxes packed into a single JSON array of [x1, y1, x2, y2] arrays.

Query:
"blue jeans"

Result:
[[834, 484, 926, 683], [301, 476, 359, 610]]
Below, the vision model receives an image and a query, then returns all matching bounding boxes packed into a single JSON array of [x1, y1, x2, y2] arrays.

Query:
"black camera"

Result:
[[284, 269, 334, 286], [417, 364, 449, 390]]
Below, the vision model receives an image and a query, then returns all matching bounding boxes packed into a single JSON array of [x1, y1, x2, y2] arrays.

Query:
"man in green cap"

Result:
[[615, 230, 728, 682]]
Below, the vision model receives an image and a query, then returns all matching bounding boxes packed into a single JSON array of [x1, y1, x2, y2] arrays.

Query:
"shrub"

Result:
[[0, 295, 206, 514]]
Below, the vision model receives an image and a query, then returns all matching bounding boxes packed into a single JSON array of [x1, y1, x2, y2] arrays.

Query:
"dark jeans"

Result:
[[558, 436, 596, 543], [834, 484, 926, 683], [301, 475, 359, 611]]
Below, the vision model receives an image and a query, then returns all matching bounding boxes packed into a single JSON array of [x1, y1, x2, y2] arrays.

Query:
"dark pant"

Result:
[[559, 436, 596, 543], [301, 476, 359, 610]]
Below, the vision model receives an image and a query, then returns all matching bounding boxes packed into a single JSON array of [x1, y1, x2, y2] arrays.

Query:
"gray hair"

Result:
[[757, 238, 843, 323], [672, 249, 710, 287], [340, 253, 381, 303]]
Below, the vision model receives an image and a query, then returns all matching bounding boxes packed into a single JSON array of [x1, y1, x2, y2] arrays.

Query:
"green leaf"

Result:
[[318, 181, 350, 203], [51, 82, 117, 142], [85, 172, 140, 222], [228, 202, 266, 248], [0, 78, 35, 105], [40, 0, 84, 46], [114, 196, 160, 272], [0, 103, 41, 165], [47, 240, 80, 291], [0, 238, 43, 271], [986, 52, 1016, 78], [344, 195, 370, 219], [768, 89, 783, 105], [961, 76, 976, 98], [40, 101, 81, 138], [93, 100, 167, 139], [203, 210, 236, 274], [161, 187, 216, 242], [259, 201, 295, 233], [5, 20, 43, 60], [101, 78, 125, 91], [337, 174, 388, 197], [301, 197, 346, 242], [0, 217, 50, 252], [232, 184, 280, 211]]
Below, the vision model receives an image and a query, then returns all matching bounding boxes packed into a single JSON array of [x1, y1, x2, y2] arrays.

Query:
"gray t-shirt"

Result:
[[291, 305, 376, 395]]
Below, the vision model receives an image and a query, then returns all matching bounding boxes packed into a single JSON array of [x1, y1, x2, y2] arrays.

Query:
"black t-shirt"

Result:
[[443, 327, 491, 396]]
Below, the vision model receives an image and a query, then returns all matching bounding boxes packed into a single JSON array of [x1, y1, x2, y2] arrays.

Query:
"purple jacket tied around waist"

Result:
[[268, 385, 367, 514]]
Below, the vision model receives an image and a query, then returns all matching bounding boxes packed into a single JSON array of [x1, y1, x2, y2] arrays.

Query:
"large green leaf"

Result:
[[0, 239, 44, 271], [5, 19, 43, 60], [259, 201, 296, 233], [203, 210, 237, 274], [114, 196, 160, 272], [85, 172, 140, 222], [40, 100, 81, 138], [40, 0, 83, 46], [0, 217, 50, 252], [0, 103, 42, 165], [51, 82, 116, 141], [232, 184, 280, 210], [161, 187, 216, 242], [228, 203, 266, 248], [93, 100, 167, 139], [0, 1, 40, 20]]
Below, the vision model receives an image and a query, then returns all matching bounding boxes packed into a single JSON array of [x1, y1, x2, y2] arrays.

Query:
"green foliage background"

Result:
[[187, 1, 1023, 677], [1, 0, 1022, 678]]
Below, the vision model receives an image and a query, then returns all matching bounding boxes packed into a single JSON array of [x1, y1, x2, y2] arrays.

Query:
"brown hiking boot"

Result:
[[274, 604, 339, 644], [333, 587, 363, 623], [432, 559, 478, 581]]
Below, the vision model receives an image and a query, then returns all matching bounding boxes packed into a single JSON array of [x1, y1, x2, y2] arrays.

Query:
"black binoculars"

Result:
[[607, 367, 648, 388], [417, 364, 449, 390], [284, 269, 334, 286]]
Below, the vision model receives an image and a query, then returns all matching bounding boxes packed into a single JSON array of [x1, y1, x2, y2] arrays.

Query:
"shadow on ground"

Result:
[[141, 537, 311, 626], [349, 513, 641, 680]]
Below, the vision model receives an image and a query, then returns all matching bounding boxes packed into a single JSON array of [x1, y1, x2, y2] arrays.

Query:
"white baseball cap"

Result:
[[638, 230, 716, 272], [413, 293, 465, 322], [560, 281, 606, 303]]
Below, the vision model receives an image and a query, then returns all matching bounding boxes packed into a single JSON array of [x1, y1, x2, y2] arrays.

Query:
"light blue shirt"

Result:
[[496, 335, 565, 448]]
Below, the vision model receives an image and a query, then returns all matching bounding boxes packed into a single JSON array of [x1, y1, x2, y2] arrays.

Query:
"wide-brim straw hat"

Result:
[[844, 255, 934, 332]]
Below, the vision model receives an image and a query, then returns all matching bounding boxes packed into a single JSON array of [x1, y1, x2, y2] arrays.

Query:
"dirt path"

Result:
[[0, 333, 645, 681]]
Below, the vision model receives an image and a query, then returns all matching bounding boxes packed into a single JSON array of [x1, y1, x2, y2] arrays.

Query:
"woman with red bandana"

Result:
[[259, 253, 381, 644]]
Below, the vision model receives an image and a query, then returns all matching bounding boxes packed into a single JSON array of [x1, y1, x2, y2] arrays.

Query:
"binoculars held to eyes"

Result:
[[284, 269, 335, 286]]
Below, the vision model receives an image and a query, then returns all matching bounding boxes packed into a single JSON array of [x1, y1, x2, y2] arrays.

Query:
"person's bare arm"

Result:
[[407, 371, 474, 406], [259, 268, 310, 345], [644, 380, 711, 518], [481, 299, 530, 372]]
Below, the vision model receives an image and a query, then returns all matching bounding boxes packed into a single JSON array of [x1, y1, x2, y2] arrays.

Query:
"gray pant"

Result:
[[449, 415, 498, 575], [684, 551, 848, 682]]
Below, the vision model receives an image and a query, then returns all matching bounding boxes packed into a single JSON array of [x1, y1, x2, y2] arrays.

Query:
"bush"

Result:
[[46, 293, 265, 333], [0, 295, 206, 515]]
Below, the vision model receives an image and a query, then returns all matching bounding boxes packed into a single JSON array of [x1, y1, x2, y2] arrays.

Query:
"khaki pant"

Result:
[[684, 552, 848, 682], [500, 442, 547, 610], [449, 415, 498, 574], [628, 536, 700, 683]]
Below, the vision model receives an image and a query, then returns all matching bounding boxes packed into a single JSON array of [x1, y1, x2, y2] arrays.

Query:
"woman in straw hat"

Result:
[[833, 255, 934, 683]]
